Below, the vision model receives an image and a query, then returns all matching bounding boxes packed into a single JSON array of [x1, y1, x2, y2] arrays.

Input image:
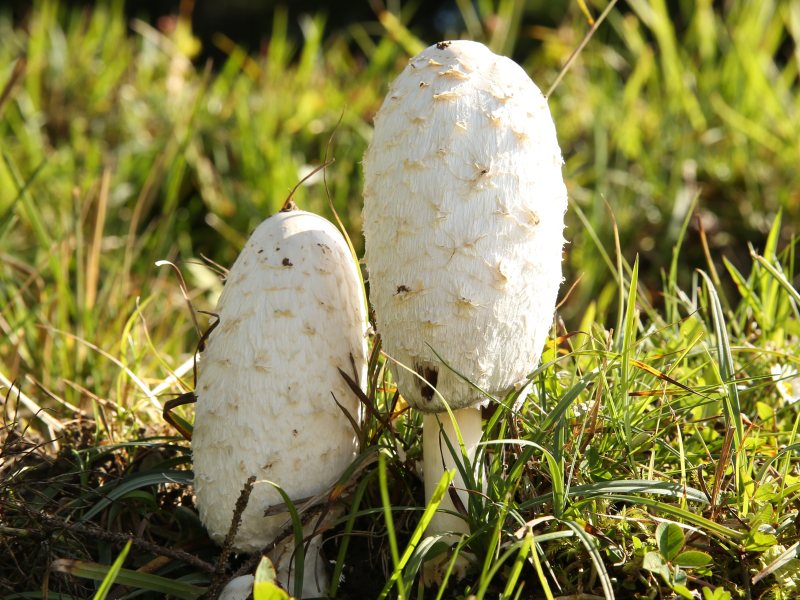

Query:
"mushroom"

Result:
[[192, 206, 368, 595], [362, 41, 567, 540], [219, 575, 255, 600]]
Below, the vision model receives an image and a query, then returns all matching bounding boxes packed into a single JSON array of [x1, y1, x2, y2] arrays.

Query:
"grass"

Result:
[[1, 0, 800, 598]]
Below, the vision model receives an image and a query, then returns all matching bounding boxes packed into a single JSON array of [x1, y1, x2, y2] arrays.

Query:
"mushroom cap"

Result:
[[219, 575, 255, 600], [362, 40, 567, 412], [192, 209, 367, 551]]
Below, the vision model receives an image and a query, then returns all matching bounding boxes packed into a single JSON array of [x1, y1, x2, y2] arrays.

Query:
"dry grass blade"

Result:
[[1, 372, 64, 434], [0, 55, 26, 115], [546, 0, 620, 97]]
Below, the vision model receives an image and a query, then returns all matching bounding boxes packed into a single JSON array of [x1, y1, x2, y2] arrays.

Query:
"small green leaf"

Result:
[[254, 558, 291, 600], [745, 529, 778, 552], [702, 587, 732, 600], [656, 522, 685, 562], [674, 550, 713, 568], [254, 556, 279, 585], [672, 583, 694, 599], [642, 550, 670, 581]]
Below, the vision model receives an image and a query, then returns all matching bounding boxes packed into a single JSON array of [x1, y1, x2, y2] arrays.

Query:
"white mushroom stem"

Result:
[[270, 529, 328, 596], [422, 408, 484, 536]]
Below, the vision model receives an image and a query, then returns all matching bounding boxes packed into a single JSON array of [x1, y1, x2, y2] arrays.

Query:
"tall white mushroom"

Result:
[[192, 205, 368, 595], [362, 41, 567, 538]]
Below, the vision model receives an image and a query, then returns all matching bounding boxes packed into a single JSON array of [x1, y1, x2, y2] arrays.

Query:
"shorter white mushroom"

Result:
[[192, 205, 368, 595]]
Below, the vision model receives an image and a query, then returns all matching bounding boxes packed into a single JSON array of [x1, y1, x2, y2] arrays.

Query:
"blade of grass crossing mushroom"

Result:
[[377, 453, 405, 600], [432, 413, 484, 519], [383, 350, 483, 495], [698, 270, 746, 496], [394, 472, 456, 593], [266, 481, 307, 600]]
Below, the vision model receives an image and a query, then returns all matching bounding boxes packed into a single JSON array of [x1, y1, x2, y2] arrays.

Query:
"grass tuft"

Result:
[[1, 1, 799, 598]]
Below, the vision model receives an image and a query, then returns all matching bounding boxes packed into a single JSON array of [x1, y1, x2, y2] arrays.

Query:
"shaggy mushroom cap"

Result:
[[192, 209, 368, 552], [362, 40, 567, 412]]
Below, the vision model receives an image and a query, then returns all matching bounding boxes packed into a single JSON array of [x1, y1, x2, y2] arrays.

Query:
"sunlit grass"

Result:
[[1, 0, 799, 598]]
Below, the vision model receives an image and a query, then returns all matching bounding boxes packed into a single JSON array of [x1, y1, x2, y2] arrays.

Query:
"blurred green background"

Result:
[[1, 0, 798, 406]]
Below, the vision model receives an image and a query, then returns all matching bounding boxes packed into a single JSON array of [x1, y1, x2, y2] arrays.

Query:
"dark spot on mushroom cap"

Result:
[[436, 41, 451, 50], [395, 285, 410, 295], [416, 364, 439, 403], [282, 258, 293, 267], [257, 248, 264, 254], [281, 199, 298, 212]]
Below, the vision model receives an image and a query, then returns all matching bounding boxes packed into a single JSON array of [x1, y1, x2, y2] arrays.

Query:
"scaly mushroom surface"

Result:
[[363, 40, 567, 538], [193, 208, 368, 594]]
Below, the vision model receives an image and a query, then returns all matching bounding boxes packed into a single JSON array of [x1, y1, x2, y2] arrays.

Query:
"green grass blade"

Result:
[[620, 255, 640, 460], [560, 519, 615, 600], [79, 470, 193, 522], [377, 452, 406, 600], [697, 270, 746, 491], [595, 495, 745, 542], [92, 539, 131, 600], [51, 557, 205, 599]]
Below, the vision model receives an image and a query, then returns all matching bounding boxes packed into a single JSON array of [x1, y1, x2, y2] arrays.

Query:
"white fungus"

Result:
[[219, 575, 255, 600], [192, 207, 368, 593], [363, 40, 567, 539]]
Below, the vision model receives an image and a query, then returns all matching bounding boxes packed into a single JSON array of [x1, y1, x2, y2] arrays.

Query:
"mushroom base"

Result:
[[422, 407, 484, 537]]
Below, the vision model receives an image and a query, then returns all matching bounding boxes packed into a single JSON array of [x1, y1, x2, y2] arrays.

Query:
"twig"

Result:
[[205, 475, 256, 599], [28, 511, 216, 574], [546, 0, 619, 97]]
